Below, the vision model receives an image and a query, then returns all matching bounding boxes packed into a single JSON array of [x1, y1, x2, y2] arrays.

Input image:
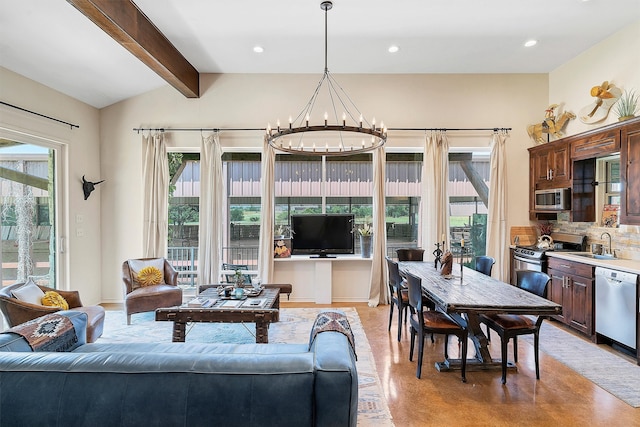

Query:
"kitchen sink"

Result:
[[571, 253, 617, 260]]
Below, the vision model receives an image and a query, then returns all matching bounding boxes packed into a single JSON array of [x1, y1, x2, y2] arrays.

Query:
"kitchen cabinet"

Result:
[[620, 118, 640, 225], [530, 140, 571, 189], [569, 127, 620, 160], [547, 257, 594, 337], [529, 140, 571, 219]]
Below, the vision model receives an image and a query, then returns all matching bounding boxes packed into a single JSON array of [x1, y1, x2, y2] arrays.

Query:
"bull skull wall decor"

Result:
[[82, 175, 104, 200]]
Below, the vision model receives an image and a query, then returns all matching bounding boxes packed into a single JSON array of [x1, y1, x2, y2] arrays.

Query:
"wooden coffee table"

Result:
[[155, 287, 280, 343]]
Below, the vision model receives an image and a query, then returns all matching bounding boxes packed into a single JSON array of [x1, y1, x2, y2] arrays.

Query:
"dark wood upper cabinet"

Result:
[[620, 119, 640, 225], [529, 116, 640, 222]]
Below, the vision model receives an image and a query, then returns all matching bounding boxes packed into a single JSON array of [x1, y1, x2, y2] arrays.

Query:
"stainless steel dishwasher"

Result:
[[595, 267, 638, 350]]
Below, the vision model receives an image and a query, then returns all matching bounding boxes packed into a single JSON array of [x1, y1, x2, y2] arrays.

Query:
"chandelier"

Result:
[[265, 1, 387, 156]]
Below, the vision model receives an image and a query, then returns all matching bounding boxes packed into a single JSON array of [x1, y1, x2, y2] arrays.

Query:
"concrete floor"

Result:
[[288, 301, 640, 427]]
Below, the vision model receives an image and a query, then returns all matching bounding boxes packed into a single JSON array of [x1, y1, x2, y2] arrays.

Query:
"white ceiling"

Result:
[[1, 0, 639, 108]]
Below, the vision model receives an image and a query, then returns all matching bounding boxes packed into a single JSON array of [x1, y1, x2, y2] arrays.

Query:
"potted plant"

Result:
[[614, 89, 639, 121], [357, 223, 373, 258]]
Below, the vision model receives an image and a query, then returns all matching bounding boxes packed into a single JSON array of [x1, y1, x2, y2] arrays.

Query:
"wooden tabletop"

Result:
[[398, 261, 562, 316]]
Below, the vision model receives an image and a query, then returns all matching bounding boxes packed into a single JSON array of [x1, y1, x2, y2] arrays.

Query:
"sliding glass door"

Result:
[[0, 141, 58, 288]]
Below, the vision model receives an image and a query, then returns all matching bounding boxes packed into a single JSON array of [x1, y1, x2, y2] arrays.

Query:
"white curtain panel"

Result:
[[142, 132, 169, 257], [198, 133, 224, 285], [486, 131, 509, 280], [368, 147, 389, 307], [257, 139, 276, 284], [420, 131, 450, 260]]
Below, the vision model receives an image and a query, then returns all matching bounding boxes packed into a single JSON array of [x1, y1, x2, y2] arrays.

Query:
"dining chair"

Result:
[[405, 272, 468, 382], [396, 248, 425, 261], [474, 255, 495, 276], [385, 257, 410, 342], [479, 270, 551, 384], [474, 255, 496, 340]]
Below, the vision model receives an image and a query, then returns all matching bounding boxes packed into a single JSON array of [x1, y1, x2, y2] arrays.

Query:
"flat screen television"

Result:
[[290, 214, 355, 258]]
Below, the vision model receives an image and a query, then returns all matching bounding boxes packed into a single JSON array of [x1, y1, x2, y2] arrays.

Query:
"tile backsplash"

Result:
[[552, 212, 640, 260]]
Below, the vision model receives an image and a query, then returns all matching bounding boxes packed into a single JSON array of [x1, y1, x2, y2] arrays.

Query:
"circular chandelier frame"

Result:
[[266, 0, 387, 156]]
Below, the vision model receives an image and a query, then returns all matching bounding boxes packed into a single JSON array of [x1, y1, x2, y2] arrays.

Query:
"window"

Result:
[[448, 152, 490, 266], [596, 155, 621, 227], [0, 143, 58, 288]]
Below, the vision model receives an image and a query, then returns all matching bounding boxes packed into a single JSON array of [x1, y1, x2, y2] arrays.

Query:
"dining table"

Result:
[[398, 261, 562, 373]]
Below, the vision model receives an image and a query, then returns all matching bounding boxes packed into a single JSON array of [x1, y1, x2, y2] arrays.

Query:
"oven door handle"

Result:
[[513, 254, 543, 265]]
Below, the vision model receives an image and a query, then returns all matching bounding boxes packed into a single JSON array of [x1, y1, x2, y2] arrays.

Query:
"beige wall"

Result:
[[549, 19, 640, 252], [2, 20, 637, 303], [550, 20, 640, 136], [0, 67, 102, 305], [99, 73, 548, 301]]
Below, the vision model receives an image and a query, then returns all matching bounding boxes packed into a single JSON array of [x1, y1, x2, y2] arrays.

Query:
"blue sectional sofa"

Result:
[[0, 310, 358, 427]]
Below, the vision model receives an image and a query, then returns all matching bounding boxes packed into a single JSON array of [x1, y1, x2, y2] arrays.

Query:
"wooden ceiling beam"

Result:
[[67, 0, 199, 98]]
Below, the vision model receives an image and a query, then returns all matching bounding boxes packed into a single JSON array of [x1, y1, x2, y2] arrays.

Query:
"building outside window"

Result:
[[167, 148, 490, 288]]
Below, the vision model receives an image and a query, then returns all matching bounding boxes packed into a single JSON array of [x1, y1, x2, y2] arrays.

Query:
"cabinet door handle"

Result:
[[559, 264, 571, 269], [547, 169, 550, 180], [549, 169, 554, 180]]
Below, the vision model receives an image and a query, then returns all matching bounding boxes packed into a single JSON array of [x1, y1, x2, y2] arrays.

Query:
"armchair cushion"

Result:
[[128, 258, 166, 290], [11, 279, 45, 305], [42, 291, 69, 310]]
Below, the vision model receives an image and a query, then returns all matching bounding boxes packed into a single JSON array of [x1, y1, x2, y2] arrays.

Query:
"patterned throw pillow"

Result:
[[41, 291, 69, 310], [136, 266, 164, 287]]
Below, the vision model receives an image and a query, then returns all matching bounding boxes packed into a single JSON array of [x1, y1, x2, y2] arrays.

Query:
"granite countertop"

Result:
[[546, 251, 640, 275]]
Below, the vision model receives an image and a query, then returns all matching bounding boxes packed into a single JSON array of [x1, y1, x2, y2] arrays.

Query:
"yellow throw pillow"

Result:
[[136, 266, 164, 287], [41, 291, 69, 310]]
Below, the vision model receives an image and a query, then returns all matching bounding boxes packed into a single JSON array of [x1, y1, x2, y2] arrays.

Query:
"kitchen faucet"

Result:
[[601, 232, 613, 255]]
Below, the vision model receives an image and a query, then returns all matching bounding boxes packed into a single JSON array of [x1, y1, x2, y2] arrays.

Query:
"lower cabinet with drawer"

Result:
[[546, 257, 595, 337]]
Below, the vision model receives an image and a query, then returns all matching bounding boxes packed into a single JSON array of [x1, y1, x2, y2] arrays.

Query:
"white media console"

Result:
[[273, 255, 373, 303]]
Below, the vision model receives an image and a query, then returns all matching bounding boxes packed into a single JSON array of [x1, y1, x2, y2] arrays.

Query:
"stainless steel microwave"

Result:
[[534, 188, 570, 210]]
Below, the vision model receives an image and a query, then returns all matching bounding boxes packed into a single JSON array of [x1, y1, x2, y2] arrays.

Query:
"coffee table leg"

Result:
[[173, 321, 187, 342], [255, 320, 269, 343]]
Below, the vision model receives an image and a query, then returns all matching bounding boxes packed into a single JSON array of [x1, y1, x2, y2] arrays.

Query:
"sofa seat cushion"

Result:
[[125, 284, 183, 315]]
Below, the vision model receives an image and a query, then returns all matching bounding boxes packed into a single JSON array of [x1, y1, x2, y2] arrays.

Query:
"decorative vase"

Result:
[[618, 115, 635, 122], [360, 235, 372, 258]]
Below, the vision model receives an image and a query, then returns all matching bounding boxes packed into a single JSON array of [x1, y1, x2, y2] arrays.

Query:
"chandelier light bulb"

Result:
[[265, 0, 386, 157]]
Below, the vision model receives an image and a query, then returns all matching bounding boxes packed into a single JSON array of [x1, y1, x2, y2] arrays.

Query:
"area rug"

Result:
[[99, 307, 394, 426], [521, 320, 640, 407]]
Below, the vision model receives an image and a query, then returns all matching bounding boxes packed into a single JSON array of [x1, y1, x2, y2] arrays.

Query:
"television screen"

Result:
[[290, 214, 354, 257]]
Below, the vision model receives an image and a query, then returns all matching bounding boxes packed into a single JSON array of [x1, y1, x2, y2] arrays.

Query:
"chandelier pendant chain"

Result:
[[266, 0, 386, 156]]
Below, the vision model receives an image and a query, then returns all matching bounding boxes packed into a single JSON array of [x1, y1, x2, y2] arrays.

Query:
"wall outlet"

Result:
[[76, 228, 84, 237]]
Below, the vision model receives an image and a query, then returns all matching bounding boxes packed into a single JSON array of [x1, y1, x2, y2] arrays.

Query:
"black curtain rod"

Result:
[[0, 101, 79, 129], [133, 127, 265, 133], [388, 127, 511, 132], [133, 126, 510, 133]]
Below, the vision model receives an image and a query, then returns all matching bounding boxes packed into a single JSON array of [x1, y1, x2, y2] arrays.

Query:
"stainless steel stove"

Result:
[[512, 232, 587, 283]]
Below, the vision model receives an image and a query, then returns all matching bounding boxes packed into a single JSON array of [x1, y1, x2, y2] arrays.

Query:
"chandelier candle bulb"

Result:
[[289, 116, 292, 129], [342, 113, 346, 127], [306, 114, 309, 127], [277, 120, 280, 132], [359, 114, 363, 129], [461, 238, 465, 248], [372, 118, 376, 131]]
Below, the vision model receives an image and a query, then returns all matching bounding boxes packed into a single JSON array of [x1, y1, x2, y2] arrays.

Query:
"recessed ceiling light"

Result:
[[253, 46, 264, 53], [524, 40, 538, 47], [388, 45, 400, 53]]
